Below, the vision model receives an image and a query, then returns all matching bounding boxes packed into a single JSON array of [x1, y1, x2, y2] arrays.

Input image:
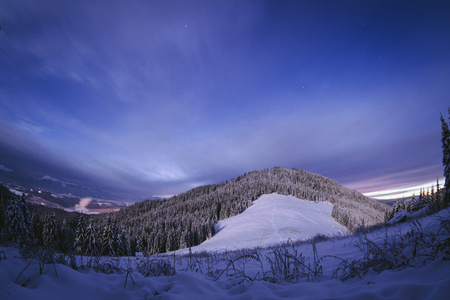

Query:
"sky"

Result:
[[0, 0, 449, 202]]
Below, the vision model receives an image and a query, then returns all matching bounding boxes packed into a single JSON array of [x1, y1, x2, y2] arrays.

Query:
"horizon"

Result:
[[0, 164, 444, 203], [1, 1, 449, 202]]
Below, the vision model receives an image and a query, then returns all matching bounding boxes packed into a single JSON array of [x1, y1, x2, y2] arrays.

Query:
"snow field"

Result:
[[1, 195, 449, 299], [180, 193, 347, 253], [1, 245, 449, 300]]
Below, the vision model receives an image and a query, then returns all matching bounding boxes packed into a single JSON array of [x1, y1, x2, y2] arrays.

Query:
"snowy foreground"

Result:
[[1, 194, 450, 299]]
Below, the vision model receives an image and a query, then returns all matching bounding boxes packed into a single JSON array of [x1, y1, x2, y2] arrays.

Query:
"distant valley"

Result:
[[0, 167, 127, 213]]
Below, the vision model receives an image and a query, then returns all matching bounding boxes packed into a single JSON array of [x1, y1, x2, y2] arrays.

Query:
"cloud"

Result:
[[75, 197, 92, 213], [0, 0, 448, 201]]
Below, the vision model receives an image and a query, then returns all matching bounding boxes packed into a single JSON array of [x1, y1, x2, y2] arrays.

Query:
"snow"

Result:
[[40, 175, 69, 187], [1, 246, 449, 300], [388, 205, 430, 225], [1, 195, 449, 299], [181, 194, 346, 253], [9, 189, 26, 197]]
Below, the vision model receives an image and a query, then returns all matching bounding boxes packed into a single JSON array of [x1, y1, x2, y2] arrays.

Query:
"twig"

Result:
[[124, 270, 135, 289], [15, 258, 35, 284], [52, 261, 58, 276], [214, 259, 235, 281]]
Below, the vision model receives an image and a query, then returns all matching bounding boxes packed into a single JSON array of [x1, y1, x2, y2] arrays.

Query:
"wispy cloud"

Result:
[[0, 1, 449, 200]]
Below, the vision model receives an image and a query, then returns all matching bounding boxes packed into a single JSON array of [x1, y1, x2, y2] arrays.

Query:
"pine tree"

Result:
[[102, 215, 117, 256], [42, 214, 58, 250], [436, 178, 442, 211], [85, 218, 99, 256], [58, 218, 74, 253], [441, 111, 450, 206], [4, 195, 30, 244], [136, 233, 147, 255], [116, 226, 128, 256], [19, 194, 32, 239], [430, 185, 436, 211], [31, 213, 43, 246], [74, 215, 87, 255]]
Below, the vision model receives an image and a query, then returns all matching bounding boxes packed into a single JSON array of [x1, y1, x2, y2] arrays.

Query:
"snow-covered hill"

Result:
[[181, 194, 346, 253], [1, 208, 449, 299]]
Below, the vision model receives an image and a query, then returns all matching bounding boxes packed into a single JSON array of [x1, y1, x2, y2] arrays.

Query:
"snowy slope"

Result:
[[1, 202, 449, 299], [184, 193, 346, 253]]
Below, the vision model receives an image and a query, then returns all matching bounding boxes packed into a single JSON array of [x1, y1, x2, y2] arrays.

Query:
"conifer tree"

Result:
[[74, 215, 87, 255], [436, 178, 442, 211], [42, 214, 58, 250], [31, 213, 43, 246], [85, 218, 99, 256], [4, 195, 30, 244], [58, 218, 74, 253], [441, 110, 450, 206], [102, 215, 117, 256], [430, 185, 436, 211], [116, 226, 128, 256], [19, 194, 32, 238], [136, 234, 146, 254]]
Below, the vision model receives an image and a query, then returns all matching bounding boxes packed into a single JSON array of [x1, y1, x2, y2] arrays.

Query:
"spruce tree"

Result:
[[441, 111, 450, 206], [19, 194, 32, 238], [136, 234, 145, 254], [31, 213, 43, 246], [436, 178, 442, 211], [42, 214, 58, 250], [430, 185, 436, 211], [4, 195, 30, 244], [58, 218, 74, 253], [85, 218, 99, 256], [74, 215, 87, 255], [116, 226, 128, 256], [102, 215, 117, 256]]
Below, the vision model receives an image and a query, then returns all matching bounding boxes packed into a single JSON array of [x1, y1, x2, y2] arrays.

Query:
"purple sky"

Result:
[[0, 0, 449, 201]]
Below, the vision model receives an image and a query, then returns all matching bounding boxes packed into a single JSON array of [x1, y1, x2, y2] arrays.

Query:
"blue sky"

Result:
[[0, 0, 449, 201]]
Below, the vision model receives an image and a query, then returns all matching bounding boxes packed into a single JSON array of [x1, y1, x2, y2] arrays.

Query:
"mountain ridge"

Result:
[[115, 167, 391, 254]]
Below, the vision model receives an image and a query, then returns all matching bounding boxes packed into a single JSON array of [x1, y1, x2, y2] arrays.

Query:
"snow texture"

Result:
[[1, 195, 449, 299], [183, 194, 346, 253]]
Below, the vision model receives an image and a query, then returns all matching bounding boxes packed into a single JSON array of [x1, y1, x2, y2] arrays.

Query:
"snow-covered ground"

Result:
[[1, 194, 449, 299], [181, 194, 346, 253], [1, 247, 448, 300]]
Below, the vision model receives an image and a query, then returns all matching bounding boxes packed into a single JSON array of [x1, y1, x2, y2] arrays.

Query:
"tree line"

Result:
[[385, 179, 446, 221], [0, 189, 129, 256]]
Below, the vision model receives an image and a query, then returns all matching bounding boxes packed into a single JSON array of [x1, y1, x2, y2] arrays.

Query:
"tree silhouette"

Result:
[[441, 109, 450, 206]]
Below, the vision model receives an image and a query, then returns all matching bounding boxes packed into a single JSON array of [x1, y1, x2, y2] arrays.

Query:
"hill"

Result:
[[115, 167, 391, 254]]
